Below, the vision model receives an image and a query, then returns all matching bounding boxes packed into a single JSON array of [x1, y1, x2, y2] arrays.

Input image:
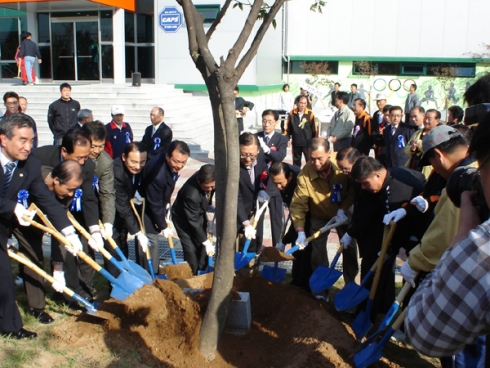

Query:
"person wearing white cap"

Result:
[[105, 105, 133, 159], [373, 93, 387, 129]]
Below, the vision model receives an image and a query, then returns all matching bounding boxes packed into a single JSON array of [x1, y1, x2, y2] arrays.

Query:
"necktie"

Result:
[[264, 135, 270, 145], [2, 161, 16, 197], [152, 128, 156, 137], [391, 126, 396, 136]]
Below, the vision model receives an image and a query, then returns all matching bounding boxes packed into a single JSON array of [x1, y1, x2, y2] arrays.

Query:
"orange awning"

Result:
[[0, 0, 135, 12]]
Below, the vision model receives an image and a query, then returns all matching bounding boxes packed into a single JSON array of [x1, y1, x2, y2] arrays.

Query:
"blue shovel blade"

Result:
[[234, 252, 255, 270], [334, 283, 370, 311], [354, 328, 394, 368], [262, 264, 287, 283], [352, 299, 374, 340], [110, 285, 131, 301], [309, 266, 343, 294], [126, 261, 153, 282], [155, 274, 168, 279], [114, 271, 146, 298]]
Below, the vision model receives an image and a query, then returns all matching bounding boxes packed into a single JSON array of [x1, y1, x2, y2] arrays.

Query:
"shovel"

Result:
[[7, 247, 107, 319], [334, 258, 379, 312], [353, 280, 413, 354], [129, 197, 156, 279], [235, 190, 270, 270], [351, 222, 397, 340], [354, 309, 407, 368], [99, 220, 152, 283], [67, 212, 152, 285], [162, 205, 186, 266], [23, 213, 145, 302], [261, 206, 290, 282]]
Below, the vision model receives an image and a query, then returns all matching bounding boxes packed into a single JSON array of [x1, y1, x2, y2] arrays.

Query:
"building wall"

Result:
[[154, 0, 282, 86], [286, 0, 490, 58]]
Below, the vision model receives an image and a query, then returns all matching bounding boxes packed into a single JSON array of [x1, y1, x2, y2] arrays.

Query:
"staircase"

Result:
[[0, 83, 214, 158]]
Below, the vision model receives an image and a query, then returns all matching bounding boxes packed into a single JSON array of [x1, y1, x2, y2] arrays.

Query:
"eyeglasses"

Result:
[[390, 114, 402, 118], [5, 101, 18, 106], [240, 154, 257, 159], [262, 119, 276, 125]]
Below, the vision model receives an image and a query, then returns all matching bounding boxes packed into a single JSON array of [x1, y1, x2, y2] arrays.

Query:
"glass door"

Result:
[[51, 18, 99, 81]]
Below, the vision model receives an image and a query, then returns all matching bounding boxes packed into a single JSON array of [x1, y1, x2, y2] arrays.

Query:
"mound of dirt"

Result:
[[160, 263, 193, 280], [46, 275, 437, 367], [258, 247, 295, 262]]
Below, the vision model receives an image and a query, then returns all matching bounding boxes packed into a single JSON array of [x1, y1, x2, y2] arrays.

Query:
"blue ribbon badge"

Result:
[[71, 189, 83, 212], [17, 190, 29, 209], [331, 183, 342, 204], [92, 176, 99, 194], [153, 137, 161, 151], [398, 135, 405, 148], [125, 132, 131, 144]]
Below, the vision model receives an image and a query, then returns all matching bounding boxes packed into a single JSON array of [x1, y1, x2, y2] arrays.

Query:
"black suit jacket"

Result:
[[383, 123, 416, 168], [234, 97, 254, 112], [142, 122, 173, 160], [139, 151, 177, 234], [172, 172, 213, 244], [237, 150, 268, 226], [32, 145, 99, 228], [256, 131, 288, 164], [113, 157, 142, 235], [0, 155, 70, 250]]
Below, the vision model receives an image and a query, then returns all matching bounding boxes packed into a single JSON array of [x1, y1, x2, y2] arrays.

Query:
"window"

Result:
[[283, 60, 339, 75], [352, 61, 476, 77], [195, 5, 220, 23]]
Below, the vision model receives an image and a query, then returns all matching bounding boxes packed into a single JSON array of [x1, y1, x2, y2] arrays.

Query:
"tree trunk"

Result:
[[198, 75, 240, 360]]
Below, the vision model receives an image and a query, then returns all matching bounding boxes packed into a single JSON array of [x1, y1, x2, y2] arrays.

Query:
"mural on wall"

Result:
[[285, 64, 489, 120]]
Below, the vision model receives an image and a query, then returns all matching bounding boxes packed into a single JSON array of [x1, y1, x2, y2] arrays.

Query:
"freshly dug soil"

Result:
[[46, 276, 438, 367], [160, 262, 193, 280], [258, 246, 295, 262]]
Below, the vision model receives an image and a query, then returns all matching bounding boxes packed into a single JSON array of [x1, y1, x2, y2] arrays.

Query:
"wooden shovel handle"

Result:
[[165, 221, 175, 249], [22, 216, 71, 246], [396, 276, 416, 304], [391, 308, 406, 330], [369, 222, 397, 300], [28, 203, 55, 231], [99, 220, 119, 250], [130, 199, 146, 234], [67, 213, 113, 260]]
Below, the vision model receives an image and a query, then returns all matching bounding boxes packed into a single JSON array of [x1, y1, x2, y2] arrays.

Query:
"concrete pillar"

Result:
[[113, 8, 126, 84]]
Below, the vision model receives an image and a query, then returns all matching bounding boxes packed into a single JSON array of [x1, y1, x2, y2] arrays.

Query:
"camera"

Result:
[[446, 166, 490, 221]]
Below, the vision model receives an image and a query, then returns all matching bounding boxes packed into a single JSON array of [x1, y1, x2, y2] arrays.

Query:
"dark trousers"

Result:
[[77, 234, 96, 297], [440, 335, 486, 368], [13, 226, 46, 310], [268, 194, 284, 247], [333, 137, 352, 152], [173, 219, 208, 275], [113, 226, 129, 258], [291, 244, 313, 292], [336, 225, 359, 285], [0, 246, 23, 332], [102, 239, 122, 278], [137, 232, 160, 273], [237, 117, 244, 133], [292, 145, 309, 167]]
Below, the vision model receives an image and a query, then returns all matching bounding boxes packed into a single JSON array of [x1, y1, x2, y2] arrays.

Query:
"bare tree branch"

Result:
[[180, 0, 218, 73], [235, 0, 284, 79], [226, 0, 264, 67], [206, 0, 233, 41]]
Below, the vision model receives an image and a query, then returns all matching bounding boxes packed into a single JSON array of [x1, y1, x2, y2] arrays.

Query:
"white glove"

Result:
[[244, 224, 256, 239], [275, 242, 286, 252], [102, 223, 113, 238], [203, 239, 215, 256], [257, 137, 271, 154], [88, 232, 104, 251], [7, 238, 17, 250], [411, 196, 429, 213], [296, 231, 307, 250], [336, 209, 348, 224], [162, 227, 173, 239], [14, 204, 35, 226], [400, 261, 417, 288], [340, 233, 352, 249], [65, 233, 83, 256], [136, 232, 149, 253], [383, 208, 407, 225], [208, 205, 215, 213], [52, 270, 65, 293]]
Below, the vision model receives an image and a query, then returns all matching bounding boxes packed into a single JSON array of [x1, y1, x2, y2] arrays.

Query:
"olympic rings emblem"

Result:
[[373, 78, 386, 92], [388, 79, 401, 92], [403, 79, 416, 92]]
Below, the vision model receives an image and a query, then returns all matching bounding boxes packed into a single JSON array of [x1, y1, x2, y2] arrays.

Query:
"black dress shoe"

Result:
[[67, 301, 85, 312], [31, 309, 54, 324], [1, 328, 37, 339]]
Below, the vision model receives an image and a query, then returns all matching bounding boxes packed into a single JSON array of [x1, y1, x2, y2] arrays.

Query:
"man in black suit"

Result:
[[383, 105, 415, 168], [139, 140, 190, 272], [113, 142, 149, 265], [0, 114, 82, 339], [172, 164, 215, 275], [238, 133, 268, 253], [256, 109, 288, 247], [330, 82, 340, 107], [142, 107, 172, 160], [32, 129, 103, 300], [234, 86, 254, 132]]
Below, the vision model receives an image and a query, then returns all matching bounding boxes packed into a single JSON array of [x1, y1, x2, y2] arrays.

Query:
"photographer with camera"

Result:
[[404, 108, 490, 366]]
